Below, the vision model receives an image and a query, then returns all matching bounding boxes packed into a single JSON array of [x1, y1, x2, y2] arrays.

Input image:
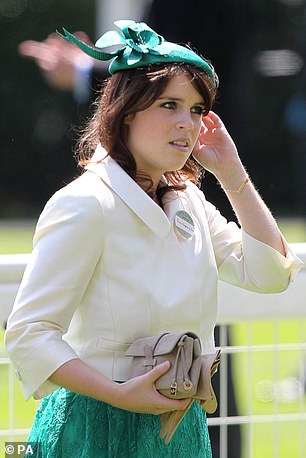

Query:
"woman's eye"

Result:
[[162, 101, 177, 109], [191, 106, 205, 115]]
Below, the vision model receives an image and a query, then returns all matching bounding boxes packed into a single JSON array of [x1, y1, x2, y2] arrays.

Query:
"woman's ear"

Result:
[[124, 113, 134, 125]]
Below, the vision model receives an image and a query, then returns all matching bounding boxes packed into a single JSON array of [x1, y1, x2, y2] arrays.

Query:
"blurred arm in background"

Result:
[[18, 31, 107, 103]]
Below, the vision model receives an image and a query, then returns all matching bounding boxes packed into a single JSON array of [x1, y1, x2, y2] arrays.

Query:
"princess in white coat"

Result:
[[5, 20, 302, 457]]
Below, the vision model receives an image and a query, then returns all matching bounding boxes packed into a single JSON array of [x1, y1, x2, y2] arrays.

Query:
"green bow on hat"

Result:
[[58, 19, 216, 85]]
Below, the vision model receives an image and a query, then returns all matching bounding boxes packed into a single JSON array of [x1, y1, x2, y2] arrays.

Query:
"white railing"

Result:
[[1, 244, 306, 458]]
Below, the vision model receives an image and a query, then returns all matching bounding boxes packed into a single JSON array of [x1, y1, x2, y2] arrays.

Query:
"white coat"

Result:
[[5, 146, 302, 400]]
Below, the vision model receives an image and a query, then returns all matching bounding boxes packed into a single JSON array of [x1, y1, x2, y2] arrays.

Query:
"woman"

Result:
[[5, 20, 302, 457]]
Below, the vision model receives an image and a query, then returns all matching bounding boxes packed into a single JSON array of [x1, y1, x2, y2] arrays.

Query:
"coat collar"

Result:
[[85, 145, 181, 239]]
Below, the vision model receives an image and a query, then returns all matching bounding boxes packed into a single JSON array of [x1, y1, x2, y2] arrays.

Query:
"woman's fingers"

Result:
[[147, 360, 171, 382], [145, 362, 191, 411]]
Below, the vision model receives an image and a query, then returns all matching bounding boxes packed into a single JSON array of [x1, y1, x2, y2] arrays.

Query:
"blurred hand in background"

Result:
[[18, 31, 93, 91]]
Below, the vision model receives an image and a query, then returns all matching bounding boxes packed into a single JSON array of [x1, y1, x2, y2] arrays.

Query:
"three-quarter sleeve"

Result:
[[5, 182, 105, 399], [203, 198, 303, 293]]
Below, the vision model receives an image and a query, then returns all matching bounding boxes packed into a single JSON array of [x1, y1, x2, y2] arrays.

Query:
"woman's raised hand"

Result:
[[192, 111, 242, 181]]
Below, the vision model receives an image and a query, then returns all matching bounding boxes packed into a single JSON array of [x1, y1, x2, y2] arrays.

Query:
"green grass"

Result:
[[278, 217, 306, 244], [0, 221, 35, 254], [0, 217, 305, 456]]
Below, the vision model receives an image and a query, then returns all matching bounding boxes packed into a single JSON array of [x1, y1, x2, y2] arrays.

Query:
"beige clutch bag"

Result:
[[125, 331, 221, 444]]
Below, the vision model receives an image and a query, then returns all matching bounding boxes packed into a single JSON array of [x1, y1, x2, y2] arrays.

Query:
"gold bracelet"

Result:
[[223, 177, 249, 194]]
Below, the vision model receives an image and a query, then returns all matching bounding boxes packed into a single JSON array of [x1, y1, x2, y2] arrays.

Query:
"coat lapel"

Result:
[[85, 145, 173, 239]]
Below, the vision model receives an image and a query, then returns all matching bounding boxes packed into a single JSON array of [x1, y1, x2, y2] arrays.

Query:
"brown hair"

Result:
[[75, 62, 218, 202]]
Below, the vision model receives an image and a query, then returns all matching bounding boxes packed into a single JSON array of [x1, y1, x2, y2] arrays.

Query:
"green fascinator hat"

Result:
[[59, 19, 216, 86]]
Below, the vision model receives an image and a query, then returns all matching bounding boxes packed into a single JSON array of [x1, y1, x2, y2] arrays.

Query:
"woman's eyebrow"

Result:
[[157, 96, 205, 105]]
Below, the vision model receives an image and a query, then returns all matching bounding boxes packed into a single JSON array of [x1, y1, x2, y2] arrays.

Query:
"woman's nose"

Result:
[[176, 110, 194, 129]]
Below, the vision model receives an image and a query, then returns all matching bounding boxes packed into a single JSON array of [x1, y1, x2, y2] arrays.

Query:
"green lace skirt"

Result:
[[26, 387, 212, 457]]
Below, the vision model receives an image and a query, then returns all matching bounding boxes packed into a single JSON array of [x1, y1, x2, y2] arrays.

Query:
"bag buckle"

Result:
[[183, 380, 193, 391], [170, 382, 178, 396]]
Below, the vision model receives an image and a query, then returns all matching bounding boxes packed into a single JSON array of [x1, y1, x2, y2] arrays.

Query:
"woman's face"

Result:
[[124, 73, 205, 188]]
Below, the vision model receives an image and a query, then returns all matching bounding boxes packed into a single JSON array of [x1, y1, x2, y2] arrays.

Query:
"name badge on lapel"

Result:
[[174, 210, 195, 240]]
